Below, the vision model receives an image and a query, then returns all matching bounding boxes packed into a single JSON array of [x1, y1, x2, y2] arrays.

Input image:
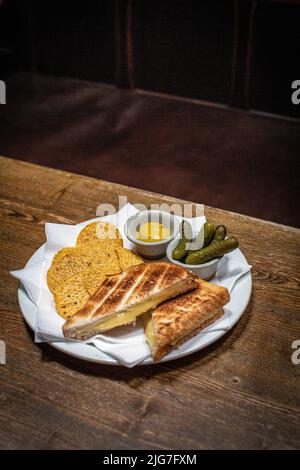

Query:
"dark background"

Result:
[[0, 0, 300, 226], [1, 0, 300, 117]]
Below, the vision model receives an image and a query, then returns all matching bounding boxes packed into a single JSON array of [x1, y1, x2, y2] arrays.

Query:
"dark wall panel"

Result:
[[251, 1, 300, 118], [31, 0, 115, 84], [1, 0, 300, 118], [132, 0, 235, 104], [0, 0, 32, 77]]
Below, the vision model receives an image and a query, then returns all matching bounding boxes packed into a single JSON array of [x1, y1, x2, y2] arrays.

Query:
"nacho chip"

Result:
[[54, 273, 90, 319], [82, 239, 122, 256], [90, 247, 121, 276], [51, 247, 77, 266], [76, 222, 122, 247], [83, 269, 107, 296], [116, 247, 144, 271], [47, 248, 92, 293], [48, 220, 128, 318]]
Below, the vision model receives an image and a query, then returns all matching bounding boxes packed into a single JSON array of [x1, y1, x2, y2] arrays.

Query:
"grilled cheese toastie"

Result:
[[63, 262, 198, 340], [144, 278, 229, 361]]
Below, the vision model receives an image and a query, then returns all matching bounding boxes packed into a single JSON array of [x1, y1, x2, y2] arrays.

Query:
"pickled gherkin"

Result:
[[172, 220, 193, 261], [185, 237, 239, 265], [211, 225, 227, 243], [203, 222, 215, 247]]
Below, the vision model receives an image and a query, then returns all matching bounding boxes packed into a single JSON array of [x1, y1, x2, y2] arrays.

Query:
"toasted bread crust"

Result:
[[151, 279, 229, 360], [63, 262, 197, 339], [153, 308, 224, 361]]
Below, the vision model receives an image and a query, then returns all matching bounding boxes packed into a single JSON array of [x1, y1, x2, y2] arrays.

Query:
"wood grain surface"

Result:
[[0, 156, 299, 450]]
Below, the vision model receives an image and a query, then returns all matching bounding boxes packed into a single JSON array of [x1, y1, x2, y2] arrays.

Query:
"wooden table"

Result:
[[0, 156, 299, 450]]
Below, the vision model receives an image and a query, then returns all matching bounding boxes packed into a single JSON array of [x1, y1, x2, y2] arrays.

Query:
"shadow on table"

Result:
[[27, 296, 253, 385]]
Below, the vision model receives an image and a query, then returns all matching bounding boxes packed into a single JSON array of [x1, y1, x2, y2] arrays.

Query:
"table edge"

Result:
[[1, 155, 299, 233]]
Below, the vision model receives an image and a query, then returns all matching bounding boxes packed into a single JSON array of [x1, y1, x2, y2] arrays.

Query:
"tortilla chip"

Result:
[[54, 273, 90, 319], [83, 269, 107, 296], [51, 247, 77, 266], [82, 239, 121, 256], [116, 247, 144, 271], [76, 222, 123, 247], [48, 221, 127, 318], [47, 248, 92, 294], [90, 248, 121, 276]]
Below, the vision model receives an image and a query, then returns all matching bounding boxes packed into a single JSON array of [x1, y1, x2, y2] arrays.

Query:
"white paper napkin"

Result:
[[90, 323, 151, 368], [11, 203, 251, 367]]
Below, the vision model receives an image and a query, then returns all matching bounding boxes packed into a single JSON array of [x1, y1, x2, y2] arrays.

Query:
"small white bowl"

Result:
[[166, 237, 220, 280], [125, 210, 180, 259]]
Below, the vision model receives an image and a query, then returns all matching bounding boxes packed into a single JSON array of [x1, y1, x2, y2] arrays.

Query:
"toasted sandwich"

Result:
[[63, 262, 198, 340], [144, 278, 229, 361]]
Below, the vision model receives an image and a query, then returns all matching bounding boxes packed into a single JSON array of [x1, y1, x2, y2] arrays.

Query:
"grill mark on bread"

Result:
[[159, 265, 186, 289], [93, 276, 119, 300], [97, 268, 144, 314], [148, 279, 230, 360], [119, 266, 146, 305], [155, 263, 173, 290], [135, 263, 168, 297], [154, 308, 224, 361], [88, 275, 124, 318], [63, 262, 198, 339]]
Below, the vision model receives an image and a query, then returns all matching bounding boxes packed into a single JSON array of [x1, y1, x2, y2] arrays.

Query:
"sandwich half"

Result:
[[63, 262, 198, 340], [144, 278, 229, 361]]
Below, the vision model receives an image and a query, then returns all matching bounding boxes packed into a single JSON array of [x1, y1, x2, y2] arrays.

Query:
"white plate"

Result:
[[18, 243, 252, 366]]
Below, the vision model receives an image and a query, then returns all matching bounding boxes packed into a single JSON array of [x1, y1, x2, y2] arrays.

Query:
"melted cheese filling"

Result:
[[143, 312, 157, 351], [84, 282, 187, 334]]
